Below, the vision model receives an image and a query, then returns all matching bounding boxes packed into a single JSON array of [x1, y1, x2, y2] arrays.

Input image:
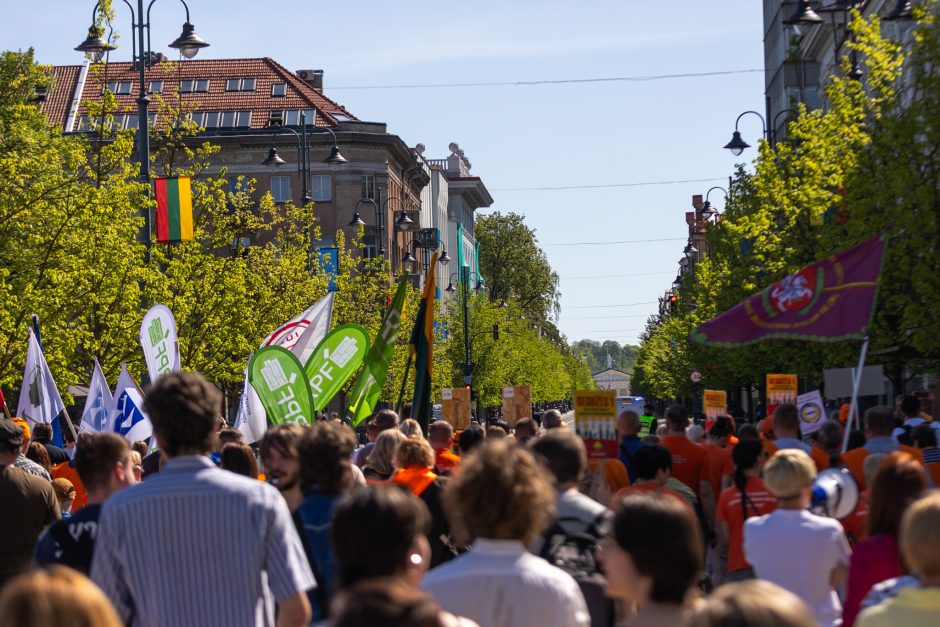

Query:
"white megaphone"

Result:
[[811, 467, 860, 519]]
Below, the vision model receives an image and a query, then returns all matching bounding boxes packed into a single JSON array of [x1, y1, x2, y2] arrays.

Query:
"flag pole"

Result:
[[841, 336, 870, 454], [396, 354, 413, 415]]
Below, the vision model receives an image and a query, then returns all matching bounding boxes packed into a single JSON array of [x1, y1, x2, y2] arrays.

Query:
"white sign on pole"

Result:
[[797, 390, 826, 436]]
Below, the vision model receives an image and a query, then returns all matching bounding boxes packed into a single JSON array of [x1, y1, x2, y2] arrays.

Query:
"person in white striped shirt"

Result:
[[91, 372, 315, 627]]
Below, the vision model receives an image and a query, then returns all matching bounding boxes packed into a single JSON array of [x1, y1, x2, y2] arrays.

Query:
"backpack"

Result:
[[538, 514, 614, 627]]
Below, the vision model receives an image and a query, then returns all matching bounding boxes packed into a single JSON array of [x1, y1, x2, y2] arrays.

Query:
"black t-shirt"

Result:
[[41, 442, 70, 466], [33, 504, 102, 575], [0, 464, 59, 587]]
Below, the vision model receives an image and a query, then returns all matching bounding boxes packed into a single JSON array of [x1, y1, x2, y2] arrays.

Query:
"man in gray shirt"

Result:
[[92, 372, 315, 627]]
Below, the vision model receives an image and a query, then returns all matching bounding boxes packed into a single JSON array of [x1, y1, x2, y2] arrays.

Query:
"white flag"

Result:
[[233, 357, 266, 444], [16, 328, 65, 430], [262, 292, 334, 365], [111, 364, 152, 443], [140, 305, 180, 384], [79, 358, 113, 433]]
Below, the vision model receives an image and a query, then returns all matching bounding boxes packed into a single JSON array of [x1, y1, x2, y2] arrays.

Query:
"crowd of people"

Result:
[[1, 371, 940, 627]]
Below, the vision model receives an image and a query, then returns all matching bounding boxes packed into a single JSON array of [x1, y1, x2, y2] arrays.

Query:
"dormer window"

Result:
[[226, 78, 256, 92], [104, 81, 132, 95], [180, 79, 210, 93], [271, 83, 287, 97]]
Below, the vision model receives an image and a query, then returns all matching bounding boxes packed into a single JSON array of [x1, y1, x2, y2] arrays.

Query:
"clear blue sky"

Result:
[[4, 0, 765, 347]]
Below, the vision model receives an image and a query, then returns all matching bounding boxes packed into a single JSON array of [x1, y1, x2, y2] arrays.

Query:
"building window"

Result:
[[361, 175, 375, 200], [148, 80, 163, 93], [104, 81, 132, 95], [180, 79, 210, 93], [332, 113, 351, 122], [363, 235, 379, 259], [283, 109, 317, 126], [220, 111, 251, 128], [225, 77, 256, 92], [77, 115, 94, 132], [125, 113, 158, 130], [271, 83, 287, 97], [267, 110, 284, 126], [270, 176, 291, 203], [311, 175, 332, 202]]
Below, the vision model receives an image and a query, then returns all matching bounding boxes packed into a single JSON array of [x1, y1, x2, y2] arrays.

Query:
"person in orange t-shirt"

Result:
[[51, 432, 94, 511], [717, 440, 777, 581], [428, 420, 460, 476], [762, 404, 831, 472], [660, 405, 714, 520], [702, 417, 734, 500], [841, 406, 924, 490]]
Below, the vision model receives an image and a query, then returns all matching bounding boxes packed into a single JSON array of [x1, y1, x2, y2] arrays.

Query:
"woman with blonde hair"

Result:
[[363, 429, 407, 484], [0, 565, 122, 627], [688, 580, 815, 627], [400, 418, 424, 439], [744, 449, 851, 627]]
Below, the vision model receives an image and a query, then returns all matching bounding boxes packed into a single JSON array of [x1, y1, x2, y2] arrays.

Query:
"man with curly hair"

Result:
[[422, 441, 589, 627]]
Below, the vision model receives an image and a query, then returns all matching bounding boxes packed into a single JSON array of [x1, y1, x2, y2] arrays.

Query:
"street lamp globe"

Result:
[[262, 147, 286, 171], [74, 27, 116, 62], [474, 280, 485, 292], [324, 146, 348, 167], [395, 211, 416, 232], [723, 131, 750, 156], [348, 213, 366, 227], [445, 282, 456, 293], [169, 22, 210, 59], [402, 250, 417, 267], [783, 1, 823, 25], [439, 250, 451, 265]]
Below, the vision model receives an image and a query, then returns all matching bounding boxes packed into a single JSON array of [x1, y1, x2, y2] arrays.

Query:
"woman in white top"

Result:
[[744, 449, 851, 627]]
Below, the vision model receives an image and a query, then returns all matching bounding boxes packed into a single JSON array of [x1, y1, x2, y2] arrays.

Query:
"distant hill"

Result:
[[570, 339, 638, 375]]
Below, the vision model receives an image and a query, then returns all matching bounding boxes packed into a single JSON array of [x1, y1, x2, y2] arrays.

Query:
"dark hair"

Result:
[[708, 417, 734, 439], [864, 406, 896, 436], [143, 371, 221, 456], [514, 418, 537, 438], [531, 429, 587, 485], [75, 433, 130, 490], [31, 423, 53, 444], [297, 421, 357, 496], [332, 486, 431, 588], [260, 423, 305, 461], [732, 440, 765, 519], [911, 424, 938, 449], [664, 404, 689, 431], [612, 494, 703, 604], [772, 404, 799, 432], [444, 441, 555, 545], [737, 424, 760, 442], [868, 452, 927, 538], [218, 427, 244, 447], [374, 409, 400, 431], [26, 441, 52, 473], [220, 443, 258, 478], [457, 425, 485, 455], [900, 395, 921, 418], [332, 578, 445, 627], [634, 444, 671, 481], [131, 441, 149, 458]]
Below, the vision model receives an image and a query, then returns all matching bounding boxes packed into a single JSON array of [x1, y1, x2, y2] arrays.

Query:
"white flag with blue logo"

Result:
[[79, 358, 113, 433], [233, 357, 266, 444], [111, 364, 152, 443], [16, 328, 65, 431]]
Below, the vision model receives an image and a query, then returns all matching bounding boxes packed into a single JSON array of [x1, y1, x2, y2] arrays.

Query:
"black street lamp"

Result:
[[700, 185, 728, 221], [445, 267, 485, 397], [262, 111, 348, 205], [77, 0, 210, 254], [724, 104, 797, 154]]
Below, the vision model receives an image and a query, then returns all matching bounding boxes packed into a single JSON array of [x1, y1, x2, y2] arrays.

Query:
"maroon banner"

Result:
[[689, 236, 885, 347]]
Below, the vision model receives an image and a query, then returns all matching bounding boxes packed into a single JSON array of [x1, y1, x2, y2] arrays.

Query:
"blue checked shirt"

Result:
[[91, 456, 315, 627]]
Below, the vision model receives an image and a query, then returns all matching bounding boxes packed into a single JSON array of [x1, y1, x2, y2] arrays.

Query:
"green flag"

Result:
[[305, 324, 371, 412], [346, 273, 409, 426], [249, 347, 314, 426]]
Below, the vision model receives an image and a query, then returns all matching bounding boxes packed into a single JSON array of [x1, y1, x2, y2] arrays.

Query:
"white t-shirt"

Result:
[[744, 509, 851, 627], [422, 539, 590, 627]]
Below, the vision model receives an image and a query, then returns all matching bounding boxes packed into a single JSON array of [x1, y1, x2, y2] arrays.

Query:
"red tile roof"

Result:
[[42, 57, 357, 131]]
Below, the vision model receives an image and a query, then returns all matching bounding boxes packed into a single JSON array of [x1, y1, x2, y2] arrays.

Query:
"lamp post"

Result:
[[723, 102, 797, 154], [262, 112, 348, 205], [699, 186, 728, 221], [445, 268, 485, 398], [76, 0, 210, 252]]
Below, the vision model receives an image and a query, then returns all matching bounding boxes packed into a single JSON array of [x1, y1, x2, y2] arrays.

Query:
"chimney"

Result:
[[295, 69, 324, 92]]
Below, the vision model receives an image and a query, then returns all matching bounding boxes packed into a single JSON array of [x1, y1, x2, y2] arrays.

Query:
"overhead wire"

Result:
[[493, 177, 726, 192], [329, 68, 763, 90]]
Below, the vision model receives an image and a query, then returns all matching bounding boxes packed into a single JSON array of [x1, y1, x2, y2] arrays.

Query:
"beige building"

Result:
[[594, 368, 631, 396]]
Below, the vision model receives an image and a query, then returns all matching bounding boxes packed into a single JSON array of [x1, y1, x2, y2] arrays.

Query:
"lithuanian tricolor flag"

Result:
[[153, 176, 194, 243]]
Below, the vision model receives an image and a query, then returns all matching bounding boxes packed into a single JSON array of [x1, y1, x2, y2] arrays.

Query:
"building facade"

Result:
[[41, 57, 432, 280]]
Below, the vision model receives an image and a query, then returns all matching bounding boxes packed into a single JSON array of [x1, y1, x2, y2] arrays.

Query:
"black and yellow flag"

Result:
[[410, 253, 438, 432]]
